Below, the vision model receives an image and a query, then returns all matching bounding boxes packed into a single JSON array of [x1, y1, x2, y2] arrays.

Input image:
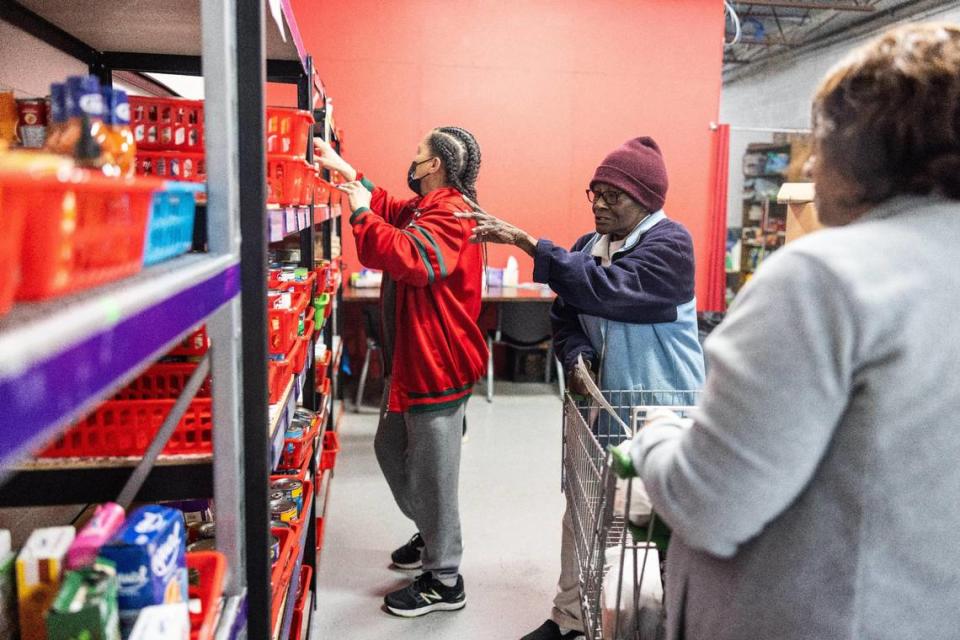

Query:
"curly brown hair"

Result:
[[813, 23, 960, 203]]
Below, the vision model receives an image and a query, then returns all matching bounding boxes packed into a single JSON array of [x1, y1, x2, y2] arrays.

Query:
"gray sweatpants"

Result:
[[374, 382, 466, 582]]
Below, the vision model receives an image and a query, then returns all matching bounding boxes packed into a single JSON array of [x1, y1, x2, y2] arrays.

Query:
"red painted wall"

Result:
[[279, 0, 724, 300]]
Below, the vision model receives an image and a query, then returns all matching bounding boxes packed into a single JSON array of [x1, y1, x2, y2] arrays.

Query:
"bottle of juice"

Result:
[[61, 76, 117, 175], [59, 76, 99, 156], [102, 88, 136, 176], [97, 87, 119, 176]]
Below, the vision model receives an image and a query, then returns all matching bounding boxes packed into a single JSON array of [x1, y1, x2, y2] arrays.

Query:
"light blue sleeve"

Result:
[[630, 249, 858, 557]]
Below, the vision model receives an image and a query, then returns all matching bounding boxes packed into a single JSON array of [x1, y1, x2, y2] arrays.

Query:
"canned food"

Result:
[[270, 490, 285, 503], [294, 408, 317, 422], [196, 522, 216, 540], [270, 535, 281, 564], [271, 520, 291, 529], [270, 497, 298, 523], [271, 478, 304, 511], [187, 538, 217, 552], [17, 98, 47, 148]]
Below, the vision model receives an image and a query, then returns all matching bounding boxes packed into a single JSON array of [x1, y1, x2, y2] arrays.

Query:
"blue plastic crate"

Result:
[[143, 181, 205, 266]]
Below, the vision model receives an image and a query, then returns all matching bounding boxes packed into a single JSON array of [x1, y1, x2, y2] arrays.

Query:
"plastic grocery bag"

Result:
[[601, 544, 665, 640], [614, 477, 653, 527]]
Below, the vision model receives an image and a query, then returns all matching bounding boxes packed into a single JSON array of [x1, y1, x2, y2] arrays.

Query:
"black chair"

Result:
[[354, 305, 383, 412], [485, 302, 564, 402]]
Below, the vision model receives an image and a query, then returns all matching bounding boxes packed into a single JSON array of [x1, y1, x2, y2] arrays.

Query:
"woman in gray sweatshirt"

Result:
[[622, 22, 960, 640]]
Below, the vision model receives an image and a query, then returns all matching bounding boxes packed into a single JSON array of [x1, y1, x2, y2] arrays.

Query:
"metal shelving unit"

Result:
[[0, 1, 326, 639]]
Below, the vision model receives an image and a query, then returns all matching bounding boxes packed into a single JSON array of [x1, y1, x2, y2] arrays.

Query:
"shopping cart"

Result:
[[561, 359, 699, 640]]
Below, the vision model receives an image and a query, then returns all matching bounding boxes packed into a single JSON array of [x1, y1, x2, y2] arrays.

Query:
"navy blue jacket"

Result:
[[534, 213, 705, 394]]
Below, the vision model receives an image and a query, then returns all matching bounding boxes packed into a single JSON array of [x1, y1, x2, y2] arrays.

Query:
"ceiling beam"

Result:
[[737, 1, 875, 11]]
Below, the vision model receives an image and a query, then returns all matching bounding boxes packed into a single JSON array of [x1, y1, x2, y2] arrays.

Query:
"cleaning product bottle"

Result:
[[503, 255, 519, 288]]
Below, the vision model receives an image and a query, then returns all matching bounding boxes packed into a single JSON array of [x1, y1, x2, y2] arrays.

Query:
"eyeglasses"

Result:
[[585, 188, 624, 206]]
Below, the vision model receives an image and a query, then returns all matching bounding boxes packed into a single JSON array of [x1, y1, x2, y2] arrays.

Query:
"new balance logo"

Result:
[[419, 589, 443, 605]]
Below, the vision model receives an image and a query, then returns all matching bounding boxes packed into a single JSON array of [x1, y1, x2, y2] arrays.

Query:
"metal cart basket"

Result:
[[561, 362, 699, 640]]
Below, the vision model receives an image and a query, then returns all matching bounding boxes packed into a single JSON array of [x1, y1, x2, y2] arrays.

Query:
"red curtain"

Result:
[[703, 123, 730, 312]]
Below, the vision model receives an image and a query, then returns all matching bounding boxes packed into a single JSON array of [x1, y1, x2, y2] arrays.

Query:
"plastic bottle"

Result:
[[61, 76, 117, 174], [503, 255, 519, 287], [109, 88, 136, 176], [96, 86, 119, 175]]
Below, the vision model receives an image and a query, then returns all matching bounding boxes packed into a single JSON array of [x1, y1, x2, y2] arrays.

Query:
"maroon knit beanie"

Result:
[[590, 137, 669, 212]]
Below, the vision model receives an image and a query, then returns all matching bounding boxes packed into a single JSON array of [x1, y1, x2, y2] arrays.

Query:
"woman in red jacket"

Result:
[[315, 127, 487, 617]]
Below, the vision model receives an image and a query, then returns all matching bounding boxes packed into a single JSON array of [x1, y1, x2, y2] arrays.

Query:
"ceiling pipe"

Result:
[[735, 1, 874, 10]]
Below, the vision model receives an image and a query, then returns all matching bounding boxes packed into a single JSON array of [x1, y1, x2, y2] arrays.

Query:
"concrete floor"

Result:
[[313, 383, 566, 639]]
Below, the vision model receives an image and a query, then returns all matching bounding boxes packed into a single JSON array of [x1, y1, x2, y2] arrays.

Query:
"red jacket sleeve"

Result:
[[350, 202, 469, 288], [357, 175, 412, 225]]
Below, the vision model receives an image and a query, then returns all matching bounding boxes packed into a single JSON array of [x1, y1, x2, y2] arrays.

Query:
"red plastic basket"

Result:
[[268, 292, 309, 355], [187, 551, 226, 640], [266, 155, 313, 205], [289, 565, 313, 640], [130, 96, 205, 151], [291, 318, 313, 375], [270, 527, 297, 635], [6, 169, 160, 301], [268, 358, 291, 405], [135, 150, 206, 183], [277, 410, 319, 471], [315, 516, 326, 553], [315, 176, 331, 207], [168, 326, 209, 357], [319, 430, 340, 472], [40, 398, 213, 457], [265, 108, 314, 157], [302, 171, 316, 206], [272, 441, 313, 482], [41, 360, 214, 457], [114, 363, 213, 399], [268, 270, 316, 299], [315, 351, 332, 388], [0, 174, 26, 315]]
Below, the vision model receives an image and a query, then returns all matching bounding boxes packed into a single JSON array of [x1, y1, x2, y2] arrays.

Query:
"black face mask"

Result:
[[407, 158, 434, 195]]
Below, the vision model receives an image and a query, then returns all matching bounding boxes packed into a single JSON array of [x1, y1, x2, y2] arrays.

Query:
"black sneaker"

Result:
[[520, 619, 584, 640], [390, 533, 425, 569], [384, 572, 466, 617]]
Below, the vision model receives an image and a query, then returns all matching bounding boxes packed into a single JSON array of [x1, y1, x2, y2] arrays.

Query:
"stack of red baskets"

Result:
[[131, 98, 319, 206]]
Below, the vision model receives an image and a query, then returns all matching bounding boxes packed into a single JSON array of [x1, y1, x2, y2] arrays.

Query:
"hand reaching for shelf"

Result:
[[314, 137, 357, 182], [336, 181, 372, 214]]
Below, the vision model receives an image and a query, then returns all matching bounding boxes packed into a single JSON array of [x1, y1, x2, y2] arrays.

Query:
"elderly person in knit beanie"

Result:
[[458, 137, 705, 640]]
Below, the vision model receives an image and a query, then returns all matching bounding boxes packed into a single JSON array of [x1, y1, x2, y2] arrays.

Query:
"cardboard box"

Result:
[[100, 506, 187, 636], [45, 560, 120, 640], [127, 603, 189, 640], [16, 526, 76, 640], [777, 182, 823, 243]]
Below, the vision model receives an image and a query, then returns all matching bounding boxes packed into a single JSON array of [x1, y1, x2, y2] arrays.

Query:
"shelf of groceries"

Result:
[[0, 74, 341, 640]]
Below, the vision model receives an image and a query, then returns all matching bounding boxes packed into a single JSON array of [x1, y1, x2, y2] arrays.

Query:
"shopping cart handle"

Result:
[[608, 442, 637, 479]]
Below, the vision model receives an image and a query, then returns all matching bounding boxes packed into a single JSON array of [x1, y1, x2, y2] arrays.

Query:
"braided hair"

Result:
[[428, 126, 481, 202]]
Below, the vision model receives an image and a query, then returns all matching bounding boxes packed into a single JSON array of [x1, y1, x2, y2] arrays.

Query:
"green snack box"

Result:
[[46, 559, 120, 640], [0, 546, 17, 640]]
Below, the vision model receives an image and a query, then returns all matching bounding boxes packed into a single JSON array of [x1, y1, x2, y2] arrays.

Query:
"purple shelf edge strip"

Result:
[[0, 263, 240, 469]]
